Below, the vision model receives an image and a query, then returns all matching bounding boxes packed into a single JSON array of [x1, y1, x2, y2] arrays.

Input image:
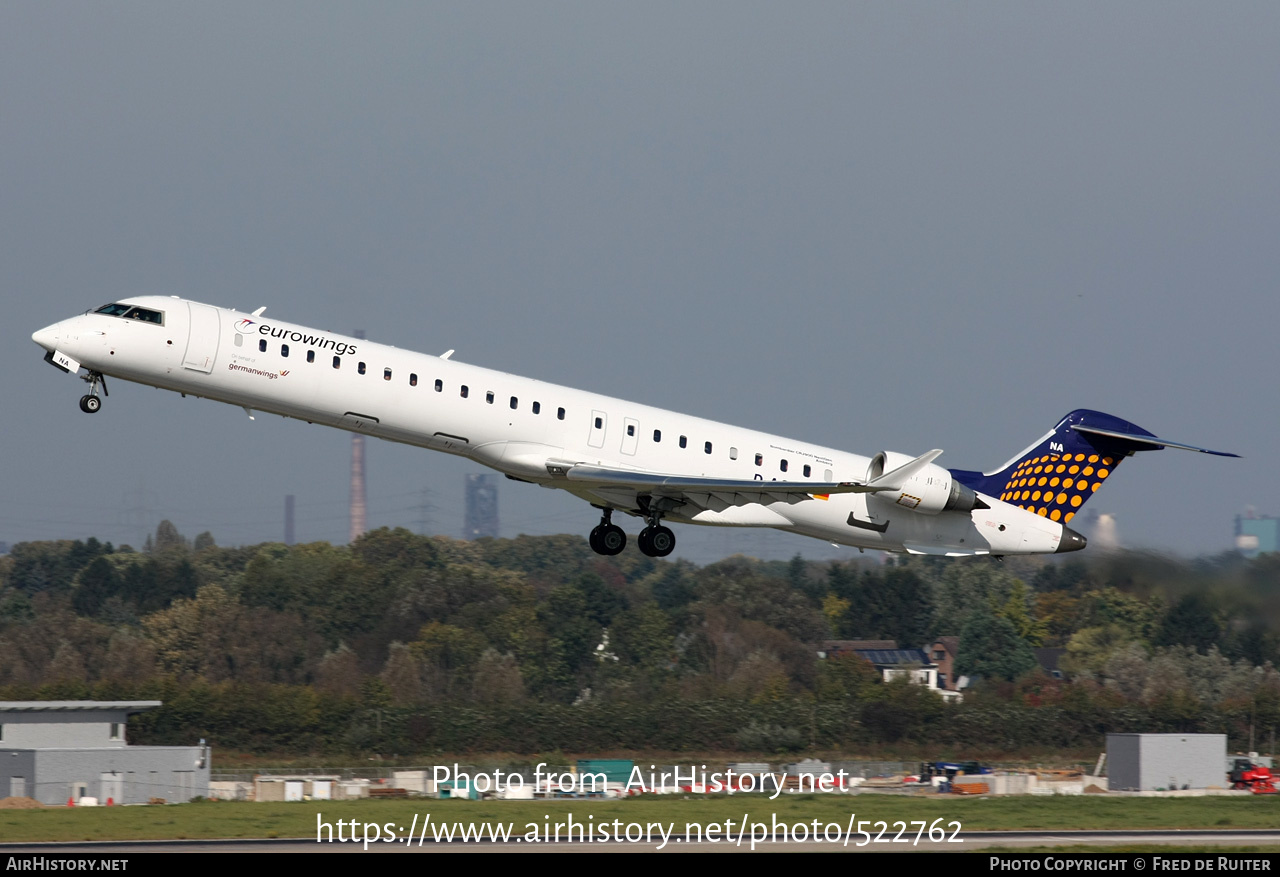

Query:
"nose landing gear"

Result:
[[78, 371, 108, 414]]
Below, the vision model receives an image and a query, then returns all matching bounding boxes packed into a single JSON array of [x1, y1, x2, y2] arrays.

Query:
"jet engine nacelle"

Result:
[[866, 452, 985, 515]]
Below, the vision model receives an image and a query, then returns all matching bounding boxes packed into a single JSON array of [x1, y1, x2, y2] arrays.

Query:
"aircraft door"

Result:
[[183, 302, 221, 373], [588, 410, 606, 449], [621, 417, 639, 455]]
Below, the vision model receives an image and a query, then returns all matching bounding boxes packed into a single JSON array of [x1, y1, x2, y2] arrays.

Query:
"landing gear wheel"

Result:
[[78, 371, 107, 413], [589, 508, 627, 556], [638, 525, 675, 557], [598, 525, 626, 556]]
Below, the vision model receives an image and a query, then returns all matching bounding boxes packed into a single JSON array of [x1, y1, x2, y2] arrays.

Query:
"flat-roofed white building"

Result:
[[0, 701, 209, 805]]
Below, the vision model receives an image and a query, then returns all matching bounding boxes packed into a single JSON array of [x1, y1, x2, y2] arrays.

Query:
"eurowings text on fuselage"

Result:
[[32, 297, 1236, 558]]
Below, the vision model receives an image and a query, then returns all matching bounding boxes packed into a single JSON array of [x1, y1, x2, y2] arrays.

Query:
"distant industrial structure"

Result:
[[0, 701, 209, 805], [1235, 508, 1278, 558], [349, 331, 367, 543], [1092, 513, 1119, 551], [464, 474, 499, 540]]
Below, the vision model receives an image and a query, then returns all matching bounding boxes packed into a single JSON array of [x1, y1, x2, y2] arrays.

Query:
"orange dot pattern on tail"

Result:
[[997, 453, 1117, 523]]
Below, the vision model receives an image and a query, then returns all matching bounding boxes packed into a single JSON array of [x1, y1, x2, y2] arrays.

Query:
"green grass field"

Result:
[[3, 794, 1280, 844]]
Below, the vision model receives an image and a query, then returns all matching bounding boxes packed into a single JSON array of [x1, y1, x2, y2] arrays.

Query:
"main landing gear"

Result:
[[637, 522, 675, 558], [588, 506, 678, 558], [78, 371, 108, 414], [589, 508, 627, 556], [636, 497, 676, 558]]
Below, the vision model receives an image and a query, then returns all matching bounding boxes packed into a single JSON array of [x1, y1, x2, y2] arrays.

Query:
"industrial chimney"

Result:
[[349, 329, 367, 543]]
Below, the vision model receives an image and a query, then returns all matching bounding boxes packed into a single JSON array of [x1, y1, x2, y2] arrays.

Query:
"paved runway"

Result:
[[5, 830, 1280, 853]]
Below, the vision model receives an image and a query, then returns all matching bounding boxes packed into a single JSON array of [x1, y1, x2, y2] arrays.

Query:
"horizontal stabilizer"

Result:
[[1070, 425, 1239, 457]]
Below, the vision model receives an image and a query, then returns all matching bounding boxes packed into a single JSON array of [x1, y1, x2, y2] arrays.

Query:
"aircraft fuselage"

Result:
[[33, 296, 1078, 557]]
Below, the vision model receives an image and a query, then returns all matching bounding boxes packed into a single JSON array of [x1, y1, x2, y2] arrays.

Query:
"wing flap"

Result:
[[549, 462, 885, 497]]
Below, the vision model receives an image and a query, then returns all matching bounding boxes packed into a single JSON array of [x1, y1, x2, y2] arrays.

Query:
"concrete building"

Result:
[[1106, 733, 1228, 791], [0, 701, 210, 805]]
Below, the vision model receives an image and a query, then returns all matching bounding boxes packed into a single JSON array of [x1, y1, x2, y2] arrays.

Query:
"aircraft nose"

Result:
[[1056, 526, 1088, 553], [32, 324, 59, 351]]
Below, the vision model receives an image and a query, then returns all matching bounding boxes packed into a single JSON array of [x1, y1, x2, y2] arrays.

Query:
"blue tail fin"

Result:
[[948, 409, 1237, 525]]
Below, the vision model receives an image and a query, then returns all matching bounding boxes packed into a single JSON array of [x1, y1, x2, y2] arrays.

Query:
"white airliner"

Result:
[[32, 297, 1236, 558]]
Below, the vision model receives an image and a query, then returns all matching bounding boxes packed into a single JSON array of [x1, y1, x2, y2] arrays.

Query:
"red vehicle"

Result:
[[1228, 759, 1278, 794]]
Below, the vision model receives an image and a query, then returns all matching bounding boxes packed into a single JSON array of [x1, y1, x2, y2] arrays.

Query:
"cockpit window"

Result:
[[94, 303, 164, 324], [123, 307, 163, 324]]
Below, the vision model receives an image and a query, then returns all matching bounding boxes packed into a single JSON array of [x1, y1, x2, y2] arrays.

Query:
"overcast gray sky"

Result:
[[4, 3, 1275, 563]]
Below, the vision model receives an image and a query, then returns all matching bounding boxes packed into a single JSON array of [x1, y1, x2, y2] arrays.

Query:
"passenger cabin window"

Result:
[[654, 429, 662, 442], [259, 339, 267, 352], [594, 416, 603, 429], [461, 385, 469, 398], [281, 344, 289, 357], [557, 407, 565, 420], [409, 373, 418, 386], [307, 350, 315, 363], [755, 453, 763, 467], [627, 424, 635, 437], [510, 396, 518, 409], [704, 441, 713, 455], [533, 401, 541, 414], [435, 379, 443, 392], [780, 459, 788, 473], [486, 391, 494, 404], [332, 356, 341, 369], [383, 368, 392, 381], [234, 335, 243, 348], [729, 447, 738, 460], [803, 464, 811, 477], [358, 362, 366, 375], [679, 435, 687, 449]]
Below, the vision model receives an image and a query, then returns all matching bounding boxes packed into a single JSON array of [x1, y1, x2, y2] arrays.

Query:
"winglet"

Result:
[[251, 307, 267, 317], [865, 449, 945, 490]]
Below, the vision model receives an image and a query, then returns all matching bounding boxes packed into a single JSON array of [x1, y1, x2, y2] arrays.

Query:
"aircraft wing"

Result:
[[545, 461, 885, 505], [542, 451, 943, 511]]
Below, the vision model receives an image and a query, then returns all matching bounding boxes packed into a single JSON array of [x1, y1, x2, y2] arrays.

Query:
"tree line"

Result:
[[1, 523, 1278, 754]]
